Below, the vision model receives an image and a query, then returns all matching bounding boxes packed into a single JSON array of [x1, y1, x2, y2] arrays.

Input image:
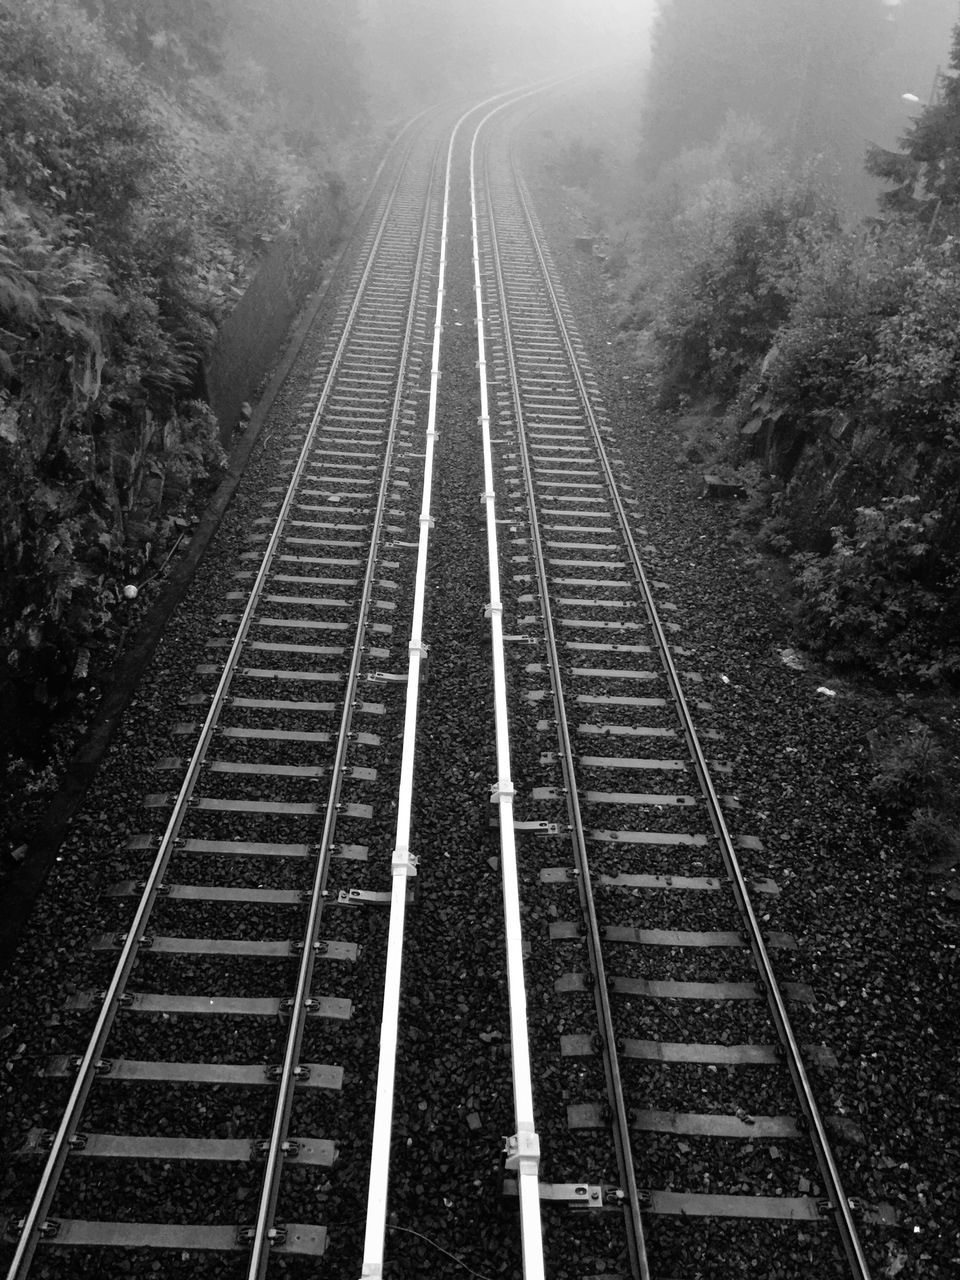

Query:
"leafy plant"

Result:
[[646, 167, 834, 403], [907, 806, 960, 865], [792, 497, 960, 681], [868, 722, 946, 813]]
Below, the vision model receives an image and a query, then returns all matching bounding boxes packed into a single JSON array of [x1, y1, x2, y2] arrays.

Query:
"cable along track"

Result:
[[472, 106, 885, 1278], [3, 119, 448, 1280]]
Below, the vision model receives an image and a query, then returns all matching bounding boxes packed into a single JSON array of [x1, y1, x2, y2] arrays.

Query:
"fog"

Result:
[[358, 0, 656, 111], [634, 0, 960, 211]]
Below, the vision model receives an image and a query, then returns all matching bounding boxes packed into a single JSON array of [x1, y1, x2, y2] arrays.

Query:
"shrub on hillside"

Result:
[[754, 227, 960, 444], [0, 0, 160, 251], [0, 0, 353, 760], [0, 195, 225, 721], [792, 497, 960, 682], [628, 118, 836, 404]]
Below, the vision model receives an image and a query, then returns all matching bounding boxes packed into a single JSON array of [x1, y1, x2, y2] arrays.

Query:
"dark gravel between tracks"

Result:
[[1, 90, 958, 1280]]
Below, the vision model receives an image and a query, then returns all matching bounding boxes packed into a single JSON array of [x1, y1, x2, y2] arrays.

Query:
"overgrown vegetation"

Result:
[[867, 714, 960, 871], [0, 0, 363, 758], [618, 4, 960, 686]]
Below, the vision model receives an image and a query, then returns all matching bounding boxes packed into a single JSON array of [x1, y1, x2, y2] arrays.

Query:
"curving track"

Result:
[[1, 84, 899, 1280]]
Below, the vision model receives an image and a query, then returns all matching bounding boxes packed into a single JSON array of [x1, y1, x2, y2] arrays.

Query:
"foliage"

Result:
[[867, 715, 960, 867], [792, 498, 960, 681], [868, 237, 960, 432], [760, 230, 904, 391], [75, 0, 226, 78], [0, 188, 226, 709], [709, 221, 960, 684], [623, 3, 960, 683], [629, 128, 837, 404], [867, 21, 960, 227], [868, 722, 947, 814], [0, 0, 358, 752], [227, 0, 366, 136], [0, 195, 118, 395], [0, 1, 176, 260]]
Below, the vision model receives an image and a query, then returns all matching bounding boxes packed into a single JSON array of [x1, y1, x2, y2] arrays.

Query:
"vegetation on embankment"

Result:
[[612, 2, 960, 688], [0, 0, 363, 763], [528, 6, 960, 879]]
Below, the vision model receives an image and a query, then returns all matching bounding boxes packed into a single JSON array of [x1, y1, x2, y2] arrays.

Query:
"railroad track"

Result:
[[2, 103, 452, 1280], [470, 100, 894, 1279], [1, 86, 898, 1280]]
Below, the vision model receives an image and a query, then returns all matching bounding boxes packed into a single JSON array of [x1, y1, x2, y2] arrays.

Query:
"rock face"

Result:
[[749, 410, 960, 555]]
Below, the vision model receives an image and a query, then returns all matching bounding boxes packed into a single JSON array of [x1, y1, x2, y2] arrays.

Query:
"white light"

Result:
[[902, 93, 921, 103]]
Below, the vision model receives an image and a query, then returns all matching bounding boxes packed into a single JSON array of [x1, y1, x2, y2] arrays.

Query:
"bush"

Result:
[[868, 722, 946, 813], [0, 0, 160, 251], [792, 497, 960, 681], [754, 226, 960, 444], [627, 117, 836, 405]]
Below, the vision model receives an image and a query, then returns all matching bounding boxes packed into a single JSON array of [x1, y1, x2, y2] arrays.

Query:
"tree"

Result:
[[75, 0, 227, 77], [641, 0, 895, 183], [867, 22, 960, 226]]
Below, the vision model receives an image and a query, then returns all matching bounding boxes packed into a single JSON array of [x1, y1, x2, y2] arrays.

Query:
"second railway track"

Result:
[[1, 83, 900, 1280], [471, 99, 894, 1280]]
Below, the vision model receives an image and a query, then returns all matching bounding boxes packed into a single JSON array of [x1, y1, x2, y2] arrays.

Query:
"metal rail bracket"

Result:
[[501, 1179, 623, 1211]]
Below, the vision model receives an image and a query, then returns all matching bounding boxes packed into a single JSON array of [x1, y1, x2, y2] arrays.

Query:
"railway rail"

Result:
[[1, 83, 899, 1280]]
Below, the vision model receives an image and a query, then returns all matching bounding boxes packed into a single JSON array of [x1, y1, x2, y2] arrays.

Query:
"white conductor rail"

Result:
[[469, 95, 549, 1280], [356, 114, 449, 1279]]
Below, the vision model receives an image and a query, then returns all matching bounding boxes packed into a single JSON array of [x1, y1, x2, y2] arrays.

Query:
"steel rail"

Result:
[[475, 120, 651, 1280], [3, 132, 426, 1280], [509, 159, 875, 1280], [246, 140, 446, 1280]]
